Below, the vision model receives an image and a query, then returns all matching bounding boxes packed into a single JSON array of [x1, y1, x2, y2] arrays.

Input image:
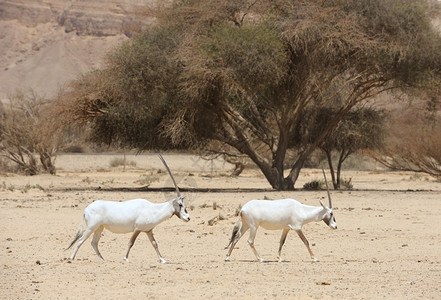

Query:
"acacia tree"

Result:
[[60, 0, 441, 189], [313, 107, 385, 189]]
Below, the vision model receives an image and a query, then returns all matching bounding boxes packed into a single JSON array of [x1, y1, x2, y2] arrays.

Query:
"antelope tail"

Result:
[[65, 218, 85, 250], [225, 218, 241, 249]]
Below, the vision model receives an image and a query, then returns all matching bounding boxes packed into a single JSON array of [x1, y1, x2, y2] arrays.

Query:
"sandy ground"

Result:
[[1, 154, 440, 299]]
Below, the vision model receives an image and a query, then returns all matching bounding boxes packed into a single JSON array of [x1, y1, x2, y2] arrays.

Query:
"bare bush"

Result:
[[366, 99, 441, 179], [0, 90, 64, 175]]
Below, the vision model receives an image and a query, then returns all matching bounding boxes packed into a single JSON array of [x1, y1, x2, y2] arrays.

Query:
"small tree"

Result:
[[313, 107, 385, 189], [0, 91, 63, 175]]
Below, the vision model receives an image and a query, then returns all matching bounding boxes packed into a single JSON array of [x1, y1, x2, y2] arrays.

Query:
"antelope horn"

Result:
[[321, 167, 332, 208], [158, 153, 181, 197]]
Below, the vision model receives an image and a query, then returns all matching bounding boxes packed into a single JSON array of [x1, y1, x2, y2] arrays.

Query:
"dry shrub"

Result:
[[367, 99, 441, 179], [0, 90, 64, 175]]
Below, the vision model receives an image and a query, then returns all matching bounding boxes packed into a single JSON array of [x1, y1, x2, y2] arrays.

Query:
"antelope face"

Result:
[[173, 196, 190, 222], [320, 200, 337, 229], [323, 209, 337, 229]]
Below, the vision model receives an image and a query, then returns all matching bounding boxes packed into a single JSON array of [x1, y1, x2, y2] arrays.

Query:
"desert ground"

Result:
[[0, 153, 440, 299]]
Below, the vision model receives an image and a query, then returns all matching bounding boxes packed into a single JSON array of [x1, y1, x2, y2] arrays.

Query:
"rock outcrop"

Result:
[[0, 0, 156, 36], [0, 0, 158, 99]]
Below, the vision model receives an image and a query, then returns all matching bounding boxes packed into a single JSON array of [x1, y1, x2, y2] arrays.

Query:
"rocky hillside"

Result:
[[1, 1, 440, 101], [0, 0, 157, 100]]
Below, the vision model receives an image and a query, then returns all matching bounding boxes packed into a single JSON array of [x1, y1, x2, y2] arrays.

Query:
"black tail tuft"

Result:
[[225, 219, 241, 249], [65, 225, 84, 251]]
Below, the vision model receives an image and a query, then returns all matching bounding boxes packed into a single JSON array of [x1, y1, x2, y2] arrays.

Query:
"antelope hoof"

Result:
[[259, 258, 266, 263], [124, 257, 129, 262], [225, 257, 230, 262], [312, 258, 320, 263], [159, 258, 168, 264]]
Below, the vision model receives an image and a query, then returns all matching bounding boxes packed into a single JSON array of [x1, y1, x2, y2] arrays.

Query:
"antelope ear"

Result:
[[319, 200, 326, 208], [174, 195, 185, 203]]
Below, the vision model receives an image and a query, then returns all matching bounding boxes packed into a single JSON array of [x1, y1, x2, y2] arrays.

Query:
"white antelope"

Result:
[[66, 154, 190, 264], [225, 169, 337, 263]]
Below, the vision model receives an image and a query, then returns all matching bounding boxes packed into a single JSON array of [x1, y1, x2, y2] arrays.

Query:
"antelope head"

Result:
[[158, 154, 190, 222]]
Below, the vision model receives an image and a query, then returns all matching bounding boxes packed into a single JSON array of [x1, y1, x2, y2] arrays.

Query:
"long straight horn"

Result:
[[158, 153, 181, 197], [321, 167, 332, 208]]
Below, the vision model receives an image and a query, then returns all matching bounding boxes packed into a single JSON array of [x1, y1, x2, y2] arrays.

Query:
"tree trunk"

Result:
[[336, 153, 343, 189], [248, 155, 294, 190], [285, 153, 309, 190], [231, 162, 245, 176], [39, 152, 56, 175], [264, 172, 295, 190], [325, 150, 338, 189], [336, 149, 352, 189]]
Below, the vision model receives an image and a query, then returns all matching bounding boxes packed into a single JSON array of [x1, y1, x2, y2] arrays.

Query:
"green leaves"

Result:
[[198, 23, 287, 89]]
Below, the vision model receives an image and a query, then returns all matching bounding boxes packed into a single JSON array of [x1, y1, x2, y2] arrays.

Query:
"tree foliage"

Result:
[[313, 106, 385, 189], [59, 0, 441, 189]]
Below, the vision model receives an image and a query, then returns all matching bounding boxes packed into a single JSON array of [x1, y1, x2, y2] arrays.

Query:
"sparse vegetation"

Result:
[[109, 157, 136, 168], [304, 177, 353, 190], [303, 180, 324, 191], [134, 172, 160, 187], [341, 178, 353, 190], [367, 99, 441, 180], [0, 90, 64, 175], [208, 217, 217, 226], [208, 214, 227, 226], [81, 177, 92, 184], [409, 173, 423, 181], [21, 184, 31, 193]]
